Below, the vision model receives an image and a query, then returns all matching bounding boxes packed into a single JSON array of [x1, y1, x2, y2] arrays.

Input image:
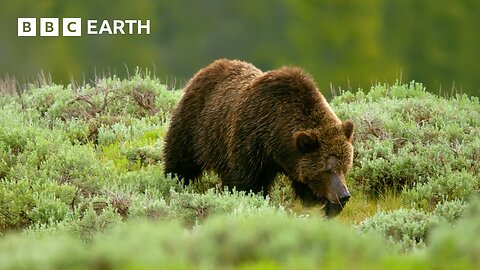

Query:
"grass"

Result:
[[338, 192, 403, 224]]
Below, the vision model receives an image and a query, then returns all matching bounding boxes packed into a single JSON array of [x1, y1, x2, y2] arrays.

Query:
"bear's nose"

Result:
[[339, 194, 350, 206]]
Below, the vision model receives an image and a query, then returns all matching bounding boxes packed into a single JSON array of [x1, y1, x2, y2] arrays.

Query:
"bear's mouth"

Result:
[[292, 181, 347, 218], [321, 192, 350, 218], [322, 200, 345, 218]]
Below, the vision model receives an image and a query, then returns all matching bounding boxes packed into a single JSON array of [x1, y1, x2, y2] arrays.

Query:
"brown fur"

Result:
[[163, 59, 354, 217]]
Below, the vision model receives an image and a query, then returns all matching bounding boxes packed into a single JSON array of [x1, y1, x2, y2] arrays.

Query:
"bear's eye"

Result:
[[295, 131, 319, 153], [326, 156, 338, 170]]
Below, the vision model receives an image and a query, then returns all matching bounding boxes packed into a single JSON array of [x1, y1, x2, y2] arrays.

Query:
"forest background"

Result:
[[1, 0, 479, 97]]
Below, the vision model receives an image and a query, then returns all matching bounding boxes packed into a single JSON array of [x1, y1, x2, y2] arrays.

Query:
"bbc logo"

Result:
[[18, 18, 81, 37], [18, 18, 150, 36]]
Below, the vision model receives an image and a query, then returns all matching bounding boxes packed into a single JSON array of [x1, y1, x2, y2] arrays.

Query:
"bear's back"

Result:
[[184, 59, 262, 98]]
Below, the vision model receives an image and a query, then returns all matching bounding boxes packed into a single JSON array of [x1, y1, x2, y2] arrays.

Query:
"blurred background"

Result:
[[1, 0, 479, 97]]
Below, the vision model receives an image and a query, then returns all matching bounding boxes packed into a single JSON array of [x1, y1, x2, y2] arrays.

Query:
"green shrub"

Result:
[[26, 198, 126, 241], [357, 208, 440, 250], [1, 214, 395, 270], [0, 232, 90, 270], [112, 166, 180, 197], [0, 110, 118, 231], [70, 205, 124, 241], [127, 188, 284, 226], [22, 84, 74, 118], [55, 118, 91, 144], [357, 199, 470, 250], [402, 171, 479, 210], [167, 189, 283, 225], [426, 199, 480, 269], [0, 180, 34, 231], [433, 200, 467, 223], [268, 175, 296, 209], [1, 171, 79, 231], [28, 193, 71, 225], [18, 72, 181, 123], [7, 207, 480, 270]]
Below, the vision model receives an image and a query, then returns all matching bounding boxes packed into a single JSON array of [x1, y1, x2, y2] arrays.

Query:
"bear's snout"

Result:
[[326, 173, 350, 205]]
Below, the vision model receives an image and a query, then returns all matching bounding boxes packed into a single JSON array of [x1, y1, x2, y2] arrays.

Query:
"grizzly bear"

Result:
[[163, 59, 354, 218]]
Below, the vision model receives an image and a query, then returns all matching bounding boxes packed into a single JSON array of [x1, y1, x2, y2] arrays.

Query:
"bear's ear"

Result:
[[295, 131, 319, 153], [342, 120, 354, 141]]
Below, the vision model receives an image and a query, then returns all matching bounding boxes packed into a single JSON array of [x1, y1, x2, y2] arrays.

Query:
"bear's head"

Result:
[[291, 120, 354, 218]]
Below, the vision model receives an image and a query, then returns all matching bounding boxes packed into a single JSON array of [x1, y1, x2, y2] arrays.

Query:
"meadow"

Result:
[[0, 71, 479, 269]]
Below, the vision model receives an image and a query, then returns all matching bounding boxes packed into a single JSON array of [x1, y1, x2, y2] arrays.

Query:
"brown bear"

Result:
[[163, 59, 354, 218]]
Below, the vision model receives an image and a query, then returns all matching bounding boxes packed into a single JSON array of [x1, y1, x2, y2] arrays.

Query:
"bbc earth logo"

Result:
[[18, 18, 150, 36]]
